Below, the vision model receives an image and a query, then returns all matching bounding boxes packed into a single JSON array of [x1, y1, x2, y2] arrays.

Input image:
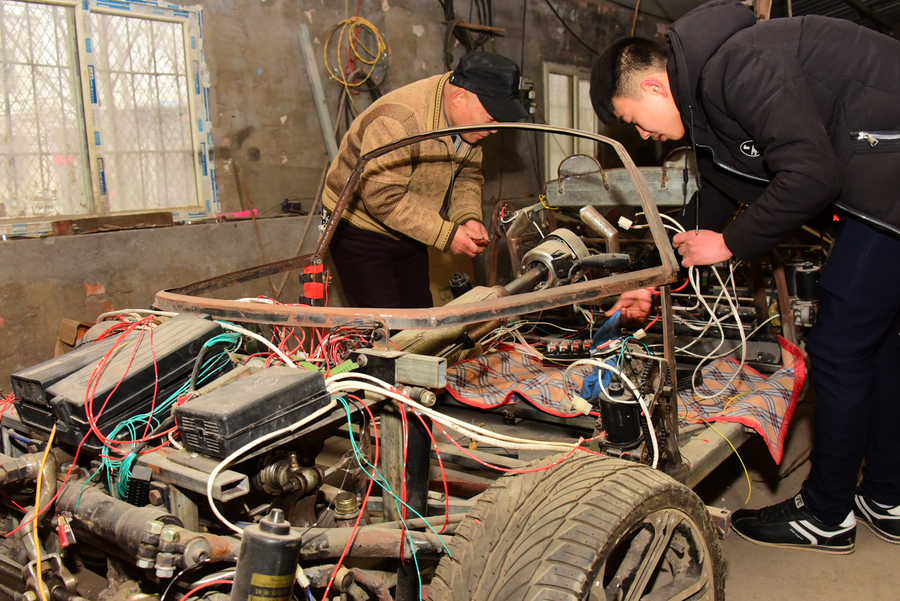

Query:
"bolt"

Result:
[[160, 528, 180, 544], [23, 592, 37, 601], [145, 520, 164, 535], [135, 558, 155, 569], [356, 355, 368, 367], [155, 567, 176, 579], [190, 453, 198, 459], [148, 490, 163, 506], [419, 390, 437, 407]]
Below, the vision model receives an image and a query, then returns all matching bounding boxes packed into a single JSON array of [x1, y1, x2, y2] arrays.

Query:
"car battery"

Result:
[[175, 366, 330, 459]]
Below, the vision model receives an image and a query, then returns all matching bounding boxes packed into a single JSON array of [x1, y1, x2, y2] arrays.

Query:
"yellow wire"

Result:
[[34, 423, 57, 601], [323, 17, 387, 92], [538, 194, 558, 211], [688, 405, 752, 503]]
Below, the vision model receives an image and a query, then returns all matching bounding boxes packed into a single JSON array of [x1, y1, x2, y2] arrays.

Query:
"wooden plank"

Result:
[[51, 211, 174, 236]]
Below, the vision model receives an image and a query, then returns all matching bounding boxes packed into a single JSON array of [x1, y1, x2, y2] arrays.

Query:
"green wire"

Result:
[[337, 399, 430, 596], [336, 399, 452, 557], [105, 339, 240, 498]]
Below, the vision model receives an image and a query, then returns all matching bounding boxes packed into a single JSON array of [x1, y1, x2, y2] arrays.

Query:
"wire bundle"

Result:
[[324, 16, 387, 93]]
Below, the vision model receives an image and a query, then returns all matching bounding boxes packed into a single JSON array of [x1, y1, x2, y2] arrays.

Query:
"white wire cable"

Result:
[[688, 263, 747, 401], [328, 381, 577, 451], [216, 321, 304, 364], [167, 430, 183, 450], [206, 400, 339, 535], [562, 359, 659, 469], [95, 308, 178, 322], [326, 373, 582, 452]]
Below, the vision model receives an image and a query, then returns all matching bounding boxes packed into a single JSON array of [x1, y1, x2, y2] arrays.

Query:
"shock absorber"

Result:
[[231, 509, 303, 601]]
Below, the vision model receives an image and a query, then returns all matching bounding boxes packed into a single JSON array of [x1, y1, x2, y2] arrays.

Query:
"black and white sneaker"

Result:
[[731, 493, 856, 554], [854, 488, 900, 544]]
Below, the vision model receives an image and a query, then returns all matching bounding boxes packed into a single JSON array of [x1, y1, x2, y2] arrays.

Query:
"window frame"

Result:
[[0, 0, 217, 237], [542, 62, 598, 182]]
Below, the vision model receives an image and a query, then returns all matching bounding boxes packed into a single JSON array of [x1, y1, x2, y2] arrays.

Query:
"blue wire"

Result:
[[336, 399, 451, 555], [105, 346, 239, 498], [306, 588, 315, 601], [336, 398, 449, 601]]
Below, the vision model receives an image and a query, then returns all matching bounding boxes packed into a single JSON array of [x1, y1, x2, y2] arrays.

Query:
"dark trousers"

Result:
[[329, 220, 433, 309], [801, 215, 900, 524]]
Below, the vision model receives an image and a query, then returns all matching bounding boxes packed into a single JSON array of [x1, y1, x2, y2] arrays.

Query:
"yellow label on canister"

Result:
[[248, 573, 294, 601]]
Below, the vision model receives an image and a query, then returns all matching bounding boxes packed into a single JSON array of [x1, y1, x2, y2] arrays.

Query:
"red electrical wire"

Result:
[[407, 408, 451, 534], [84, 318, 162, 450], [397, 404, 410, 564], [431, 419, 597, 473], [177, 579, 233, 601]]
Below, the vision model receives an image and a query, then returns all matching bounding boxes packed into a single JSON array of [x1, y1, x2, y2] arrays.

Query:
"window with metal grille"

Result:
[[0, 0, 215, 236]]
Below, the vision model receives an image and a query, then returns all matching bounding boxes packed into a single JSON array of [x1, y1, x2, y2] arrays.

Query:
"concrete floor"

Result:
[[694, 401, 900, 600]]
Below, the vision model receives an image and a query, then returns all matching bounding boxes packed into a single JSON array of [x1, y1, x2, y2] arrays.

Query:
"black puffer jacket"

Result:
[[667, 0, 900, 261]]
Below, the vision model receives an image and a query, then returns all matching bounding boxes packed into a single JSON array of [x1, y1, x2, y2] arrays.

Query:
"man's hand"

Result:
[[461, 220, 490, 246], [450, 226, 486, 257], [607, 289, 654, 327], [672, 230, 733, 266]]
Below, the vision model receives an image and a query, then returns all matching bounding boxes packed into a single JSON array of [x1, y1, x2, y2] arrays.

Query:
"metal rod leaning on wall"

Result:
[[299, 24, 339, 163]]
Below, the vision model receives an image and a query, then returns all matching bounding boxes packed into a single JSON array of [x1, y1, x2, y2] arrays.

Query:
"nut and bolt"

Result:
[[160, 528, 180, 544], [147, 490, 163, 506], [419, 390, 437, 407], [135, 558, 154, 569], [145, 520, 164, 535]]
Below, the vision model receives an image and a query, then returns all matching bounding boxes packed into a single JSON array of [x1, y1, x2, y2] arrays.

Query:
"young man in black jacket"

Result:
[[592, 0, 900, 553]]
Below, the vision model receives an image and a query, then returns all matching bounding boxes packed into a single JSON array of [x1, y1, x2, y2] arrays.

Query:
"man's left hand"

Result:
[[672, 230, 733, 266]]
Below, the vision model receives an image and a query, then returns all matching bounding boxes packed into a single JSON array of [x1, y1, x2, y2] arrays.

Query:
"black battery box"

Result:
[[175, 366, 330, 459], [35, 313, 227, 452], [11, 321, 132, 408]]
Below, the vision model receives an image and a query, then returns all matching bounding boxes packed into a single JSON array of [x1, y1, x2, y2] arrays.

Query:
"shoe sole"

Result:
[[856, 517, 900, 545], [732, 526, 856, 555]]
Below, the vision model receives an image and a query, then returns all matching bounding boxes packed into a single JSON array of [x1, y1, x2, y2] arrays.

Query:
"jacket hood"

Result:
[[666, 0, 756, 118]]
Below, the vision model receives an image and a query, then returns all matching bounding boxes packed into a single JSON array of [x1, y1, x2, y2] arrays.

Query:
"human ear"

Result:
[[640, 77, 668, 98], [452, 88, 469, 108]]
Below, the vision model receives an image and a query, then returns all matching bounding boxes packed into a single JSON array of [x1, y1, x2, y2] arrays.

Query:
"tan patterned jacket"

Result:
[[322, 73, 484, 252]]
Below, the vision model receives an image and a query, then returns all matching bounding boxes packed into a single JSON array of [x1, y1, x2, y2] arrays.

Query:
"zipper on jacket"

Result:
[[854, 131, 900, 148]]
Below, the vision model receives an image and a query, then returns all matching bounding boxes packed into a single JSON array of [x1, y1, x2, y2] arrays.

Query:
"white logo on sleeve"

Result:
[[740, 140, 761, 157]]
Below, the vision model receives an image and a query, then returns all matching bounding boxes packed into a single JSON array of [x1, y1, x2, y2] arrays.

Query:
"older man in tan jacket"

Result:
[[323, 52, 528, 308]]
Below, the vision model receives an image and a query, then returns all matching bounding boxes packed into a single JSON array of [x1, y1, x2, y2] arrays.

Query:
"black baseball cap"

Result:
[[449, 52, 529, 122]]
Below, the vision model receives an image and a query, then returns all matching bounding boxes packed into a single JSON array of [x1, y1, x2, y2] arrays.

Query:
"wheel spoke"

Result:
[[622, 510, 682, 601]]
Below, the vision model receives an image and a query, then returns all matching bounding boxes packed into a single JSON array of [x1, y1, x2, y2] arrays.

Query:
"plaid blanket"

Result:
[[677, 337, 805, 464], [446, 337, 805, 464]]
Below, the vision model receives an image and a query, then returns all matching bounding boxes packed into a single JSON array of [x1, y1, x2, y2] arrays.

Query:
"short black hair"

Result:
[[590, 37, 668, 125]]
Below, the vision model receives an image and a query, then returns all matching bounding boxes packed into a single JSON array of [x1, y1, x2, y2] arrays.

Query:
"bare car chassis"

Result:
[[0, 123, 767, 601]]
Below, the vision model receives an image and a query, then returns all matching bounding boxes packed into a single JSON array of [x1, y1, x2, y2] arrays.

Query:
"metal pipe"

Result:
[[19, 451, 56, 561], [298, 24, 338, 162], [56, 484, 182, 559], [579, 205, 620, 253], [299, 527, 448, 560]]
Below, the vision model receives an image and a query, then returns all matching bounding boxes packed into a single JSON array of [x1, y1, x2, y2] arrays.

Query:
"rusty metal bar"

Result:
[[154, 123, 678, 328]]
